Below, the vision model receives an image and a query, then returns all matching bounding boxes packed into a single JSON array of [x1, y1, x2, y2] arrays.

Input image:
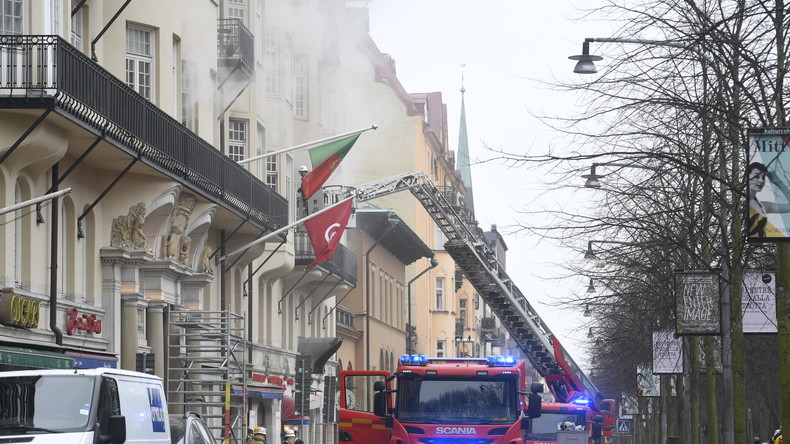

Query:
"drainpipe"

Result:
[[407, 256, 438, 355], [365, 212, 398, 370], [50, 164, 63, 345]]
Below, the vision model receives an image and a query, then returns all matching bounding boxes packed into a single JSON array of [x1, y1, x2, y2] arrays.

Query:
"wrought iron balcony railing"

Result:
[[217, 19, 254, 77], [294, 229, 357, 286], [0, 35, 286, 232]]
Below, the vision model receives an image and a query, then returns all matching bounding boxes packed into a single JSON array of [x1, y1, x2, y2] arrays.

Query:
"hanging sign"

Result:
[[675, 270, 721, 335]]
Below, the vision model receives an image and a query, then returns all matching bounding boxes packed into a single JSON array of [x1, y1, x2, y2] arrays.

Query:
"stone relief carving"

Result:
[[161, 194, 197, 267], [198, 246, 214, 275], [110, 202, 148, 250]]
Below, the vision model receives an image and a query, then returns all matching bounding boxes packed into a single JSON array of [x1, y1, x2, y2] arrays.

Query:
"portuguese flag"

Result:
[[300, 133, 361, 199]]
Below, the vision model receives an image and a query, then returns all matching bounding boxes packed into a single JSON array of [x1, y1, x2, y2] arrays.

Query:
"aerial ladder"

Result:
[[332, 172, 603, 411]]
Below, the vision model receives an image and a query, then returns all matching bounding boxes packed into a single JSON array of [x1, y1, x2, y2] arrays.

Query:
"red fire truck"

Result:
[[339, 354, 605, 444]]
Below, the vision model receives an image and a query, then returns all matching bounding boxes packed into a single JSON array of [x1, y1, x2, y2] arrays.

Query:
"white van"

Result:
[[0, 367, 170, 443]]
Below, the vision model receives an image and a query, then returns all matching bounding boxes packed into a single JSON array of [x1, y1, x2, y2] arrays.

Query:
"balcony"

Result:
[[480, 316, 496, 332], [437, 186, 475, 227], [336, 306, 357, 332], [294, 229, 357, 287], [217, 19, 254, 78], [0, 35, 286, 233]]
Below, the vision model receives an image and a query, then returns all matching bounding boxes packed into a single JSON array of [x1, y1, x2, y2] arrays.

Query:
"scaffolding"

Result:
[[167, 309, 247, 443]]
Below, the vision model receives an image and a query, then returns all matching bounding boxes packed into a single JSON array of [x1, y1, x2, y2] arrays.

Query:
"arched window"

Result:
[[13, 182, 22, 285]]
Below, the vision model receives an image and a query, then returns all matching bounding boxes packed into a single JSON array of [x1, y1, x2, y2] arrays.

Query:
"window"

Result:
[[181, 61, 198, 131], [436, 340, 445, 358], [45, 0, 62, 35], [13, 182, 22, 285], [264, 29, 279, 96], [459, 299, 467, 328], [0, 0, 25, 34], [255, 0, 264, 62], [435, 277, 445, 311], [227, 0, 245, 22], [126, 26, 155, 100], [70, 1, 83, 49], [293, 54, 308, 119], [228, 119, 248, 161], [434, 223, 444, 250]]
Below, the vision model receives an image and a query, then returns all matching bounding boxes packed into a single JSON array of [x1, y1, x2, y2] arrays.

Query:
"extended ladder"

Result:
[[346, 172, 597, 404]]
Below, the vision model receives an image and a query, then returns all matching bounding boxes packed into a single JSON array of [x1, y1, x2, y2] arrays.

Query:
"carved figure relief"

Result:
[[160, 194, 197, 267], [198, 246, 214, 275], [110, 202, 148, 250]]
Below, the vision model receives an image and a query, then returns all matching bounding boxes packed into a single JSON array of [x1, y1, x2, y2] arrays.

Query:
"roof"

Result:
[[354, 209, 433, 265]]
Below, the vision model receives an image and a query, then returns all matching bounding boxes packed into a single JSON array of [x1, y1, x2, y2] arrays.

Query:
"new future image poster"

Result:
[[675, 270, 721, 335]]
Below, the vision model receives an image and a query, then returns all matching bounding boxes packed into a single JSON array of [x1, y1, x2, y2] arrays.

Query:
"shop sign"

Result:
[[0, 289, 42, 328], [66, 307, 102, 335]]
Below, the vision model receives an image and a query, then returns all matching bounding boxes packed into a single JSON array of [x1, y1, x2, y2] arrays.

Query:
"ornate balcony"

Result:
[[0, 35, 286, 233]]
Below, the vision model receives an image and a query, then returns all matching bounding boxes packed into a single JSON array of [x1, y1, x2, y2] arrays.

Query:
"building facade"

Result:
[[0, 1, 512, 443]]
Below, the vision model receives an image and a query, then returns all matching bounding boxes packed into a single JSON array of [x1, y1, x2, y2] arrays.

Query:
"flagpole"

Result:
[[237, 125, 378, 165], [219, 195, 356, 262]]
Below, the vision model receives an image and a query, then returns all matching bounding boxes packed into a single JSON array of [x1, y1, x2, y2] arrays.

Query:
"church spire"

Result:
[[457, 64, 475, 215]]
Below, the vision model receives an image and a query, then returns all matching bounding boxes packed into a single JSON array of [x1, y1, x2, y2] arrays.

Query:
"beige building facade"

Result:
[[0, 1, 509, 443]]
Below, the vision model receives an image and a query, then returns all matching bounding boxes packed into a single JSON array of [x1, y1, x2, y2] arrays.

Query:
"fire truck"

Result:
[[336, 173, 617, 443], [339, 355, 604, 444]]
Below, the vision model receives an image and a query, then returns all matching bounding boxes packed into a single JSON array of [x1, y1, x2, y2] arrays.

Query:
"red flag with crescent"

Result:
[[304, 199, 354, 269]]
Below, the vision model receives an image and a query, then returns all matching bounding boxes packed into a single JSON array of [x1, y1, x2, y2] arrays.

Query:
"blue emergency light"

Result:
[[399, 354, 429, 366], [571, 396, 591, 406], [486, 355, 517, 367]]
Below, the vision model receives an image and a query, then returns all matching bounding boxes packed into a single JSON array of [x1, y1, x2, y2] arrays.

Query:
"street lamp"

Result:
[[407, 256, 439, 355]]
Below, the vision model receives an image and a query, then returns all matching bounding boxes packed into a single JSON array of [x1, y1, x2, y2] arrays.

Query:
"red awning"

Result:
[[282, 395, 310, 425]]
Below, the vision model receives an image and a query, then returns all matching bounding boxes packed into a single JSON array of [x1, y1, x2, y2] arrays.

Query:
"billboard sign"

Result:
[[652, 330, 683, 374], [675, 270, 721, 335], [747, 128, 790, 241], [742, 270, 778, 333]]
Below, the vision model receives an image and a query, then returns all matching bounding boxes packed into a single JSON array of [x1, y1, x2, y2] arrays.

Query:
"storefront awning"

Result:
[[282, 395, 311, 425], [231, 384, 284, 399], [67, 351, 118, 369], [0, 345, 73, 369]]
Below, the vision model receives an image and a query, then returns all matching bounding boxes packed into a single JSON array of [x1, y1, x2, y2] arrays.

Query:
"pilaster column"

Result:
[[121, 294, 143, 370], [146, 300, 167, 379]]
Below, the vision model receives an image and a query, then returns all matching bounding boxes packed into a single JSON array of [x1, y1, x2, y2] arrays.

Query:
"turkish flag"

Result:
[[303, 198, 354, 269]]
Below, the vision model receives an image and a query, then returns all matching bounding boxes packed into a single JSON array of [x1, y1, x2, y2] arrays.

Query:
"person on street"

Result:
[[248, 427, 266, 443], [773, 427, 783, 444], [284, 429, 303, 444]]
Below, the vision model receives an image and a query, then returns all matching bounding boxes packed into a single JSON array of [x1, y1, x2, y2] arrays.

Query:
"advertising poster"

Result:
[[636, 364, 660, 397], [747, 128, 790, 241], [742, 270, 778, 333], [621, 393, 638, 415], [675, 270, 721, 335], [652, 330, 683, 374]]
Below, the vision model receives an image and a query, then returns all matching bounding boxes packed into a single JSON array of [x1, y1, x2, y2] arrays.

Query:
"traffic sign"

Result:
[[617, 419, 632, 433]]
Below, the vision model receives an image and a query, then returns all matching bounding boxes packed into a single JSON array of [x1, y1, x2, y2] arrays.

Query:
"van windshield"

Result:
[[0, 375, 95, 434]]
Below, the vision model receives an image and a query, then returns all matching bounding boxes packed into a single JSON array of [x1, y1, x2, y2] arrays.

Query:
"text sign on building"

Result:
[[652, 330, 683, 374], [0, 288, 42, 329], [746, 128, 790, 241], [674, 270, 721, 335], [742, 270, 778, 333]]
